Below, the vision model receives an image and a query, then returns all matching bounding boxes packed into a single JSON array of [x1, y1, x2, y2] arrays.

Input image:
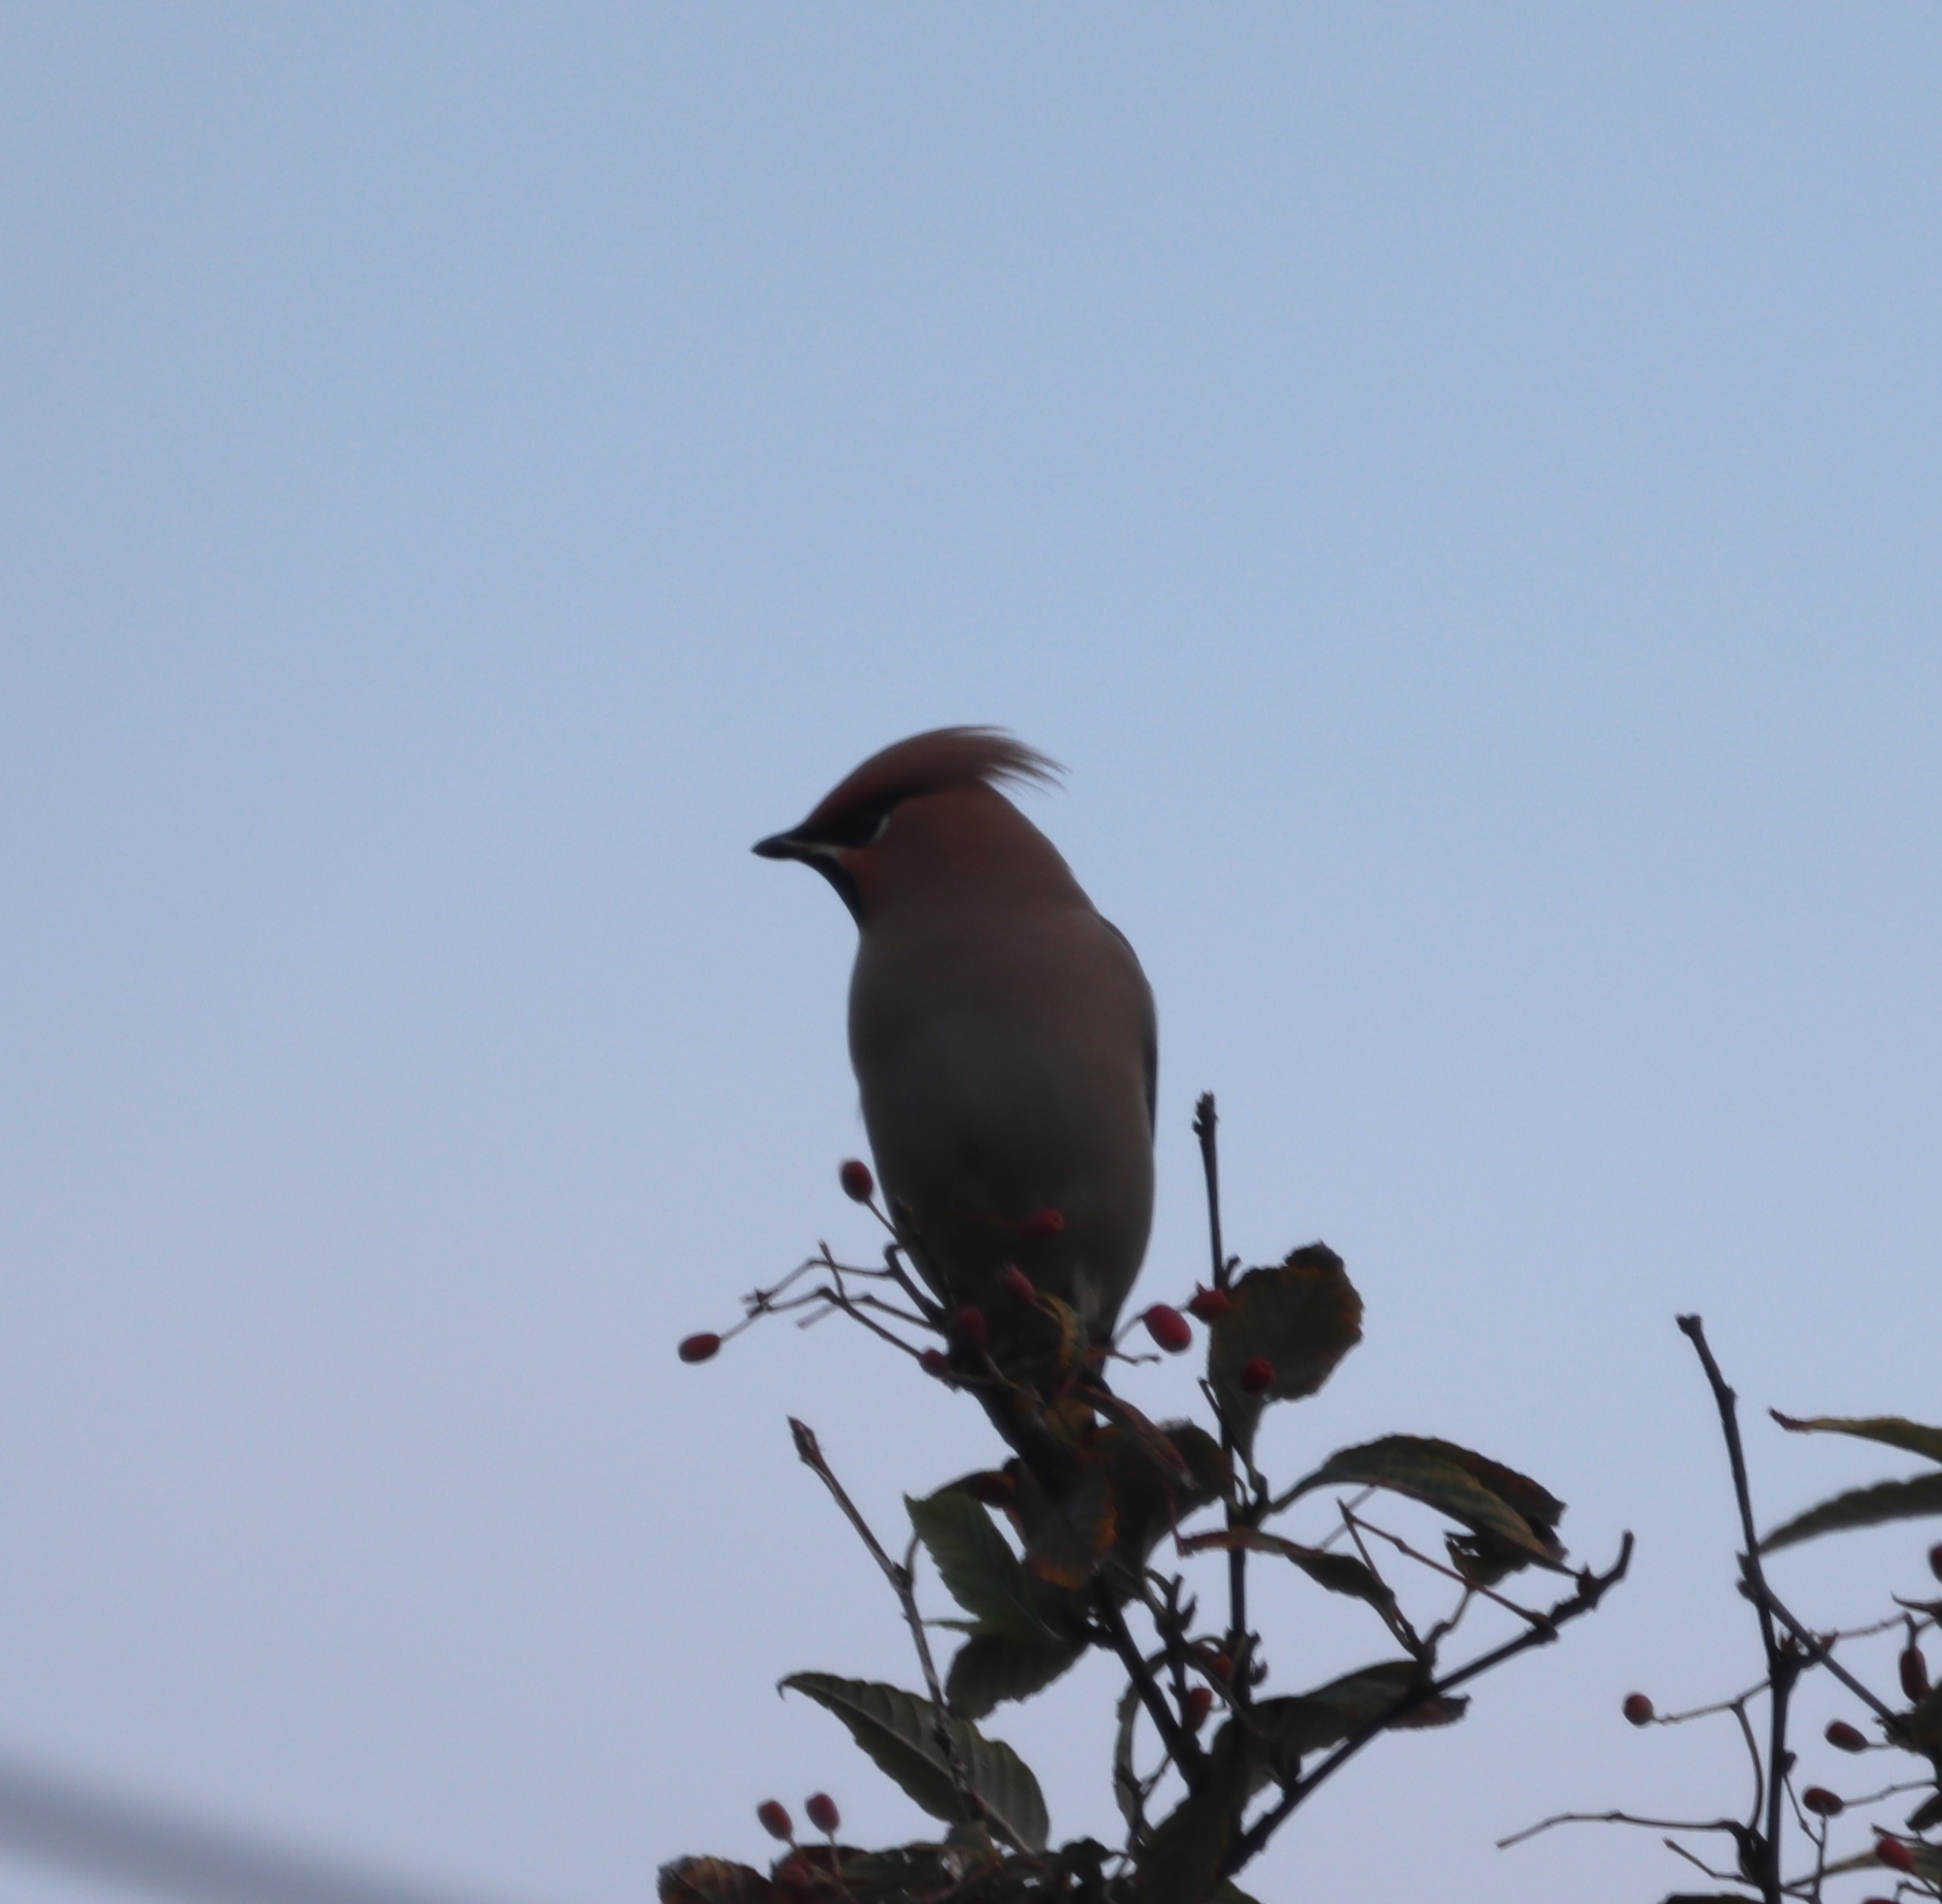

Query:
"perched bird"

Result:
[[755, 727, 1156, 1344]]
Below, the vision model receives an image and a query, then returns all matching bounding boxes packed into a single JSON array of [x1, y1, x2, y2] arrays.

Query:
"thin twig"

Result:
[[1495, 1807, 1748, 1851], [1742, 1576, 1908, 1733], [1735, 1694, 1766, 1832], [1343, 1507, 1549, 1630], [788, 1419, 989, 1835], [1193, 1093, 1228, 1292], [1679, 1315, 1790, 1904], [1093, 1589, 1208, 1790], [1663, 1835, 1743, 1883], [1195, 1093, 1251, 1712], [1224, 1533, 1633, 1879], [1337, 1506, 1421, 1652]]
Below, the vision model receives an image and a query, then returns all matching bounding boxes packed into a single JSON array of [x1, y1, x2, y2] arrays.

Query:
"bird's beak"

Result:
[[753, 830, 812, 862]]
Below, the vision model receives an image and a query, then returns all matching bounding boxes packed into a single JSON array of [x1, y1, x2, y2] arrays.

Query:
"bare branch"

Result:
[[1225, 1533, 1633, 1880], [1194, 1092, 1253, 1715], [1092, 1590, 1209, 1792], [788, 1419, 989, 1837], [1678, 1315, 1793, 1904], [1495, 1808, 1748, 1851]]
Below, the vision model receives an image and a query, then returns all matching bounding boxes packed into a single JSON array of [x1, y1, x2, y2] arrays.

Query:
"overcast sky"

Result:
[[3, 8, 1940, 1903]]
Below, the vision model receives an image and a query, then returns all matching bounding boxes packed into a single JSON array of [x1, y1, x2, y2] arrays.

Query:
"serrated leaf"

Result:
[[1758, 1472, 1942, 1552], [1206, 1244, 1363, 1456], [1281, 1436, 1562, 1563], [1178, 1527, 1397, 1620], [909, 1489, 1051, 1644], [782, 1672, 1050, 1854], [1771, 1412, 1942, 1466], [656, 1858, 777, 1903], [1025, 1467, 1118, 1590], [945, 1630, 1085, 1719]]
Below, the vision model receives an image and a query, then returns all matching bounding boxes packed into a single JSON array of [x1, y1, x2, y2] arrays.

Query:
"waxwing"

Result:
[[755, 727, 1156, 1344]]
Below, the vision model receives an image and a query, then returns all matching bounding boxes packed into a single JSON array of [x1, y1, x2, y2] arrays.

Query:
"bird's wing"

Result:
[[1100, 916, 1157, 1135]]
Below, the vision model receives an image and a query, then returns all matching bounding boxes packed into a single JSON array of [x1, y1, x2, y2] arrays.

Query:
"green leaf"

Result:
[[945, 1630, 1085, 1719], [1905, 1787, 1942, 1832], [1211, 1886, 1263, 1904], [908, 1489, 1052, 1645], [1758, 1472, 1942, 1552], [1281, 1436, 1563, 1564], [781, 1673, 1050, 1854], [656, 1858, 777, 1903], [1179, 1527, 1397, 1620], [1771, 1412, 1942, 1466], [1206, 1244, 1363, 1457]]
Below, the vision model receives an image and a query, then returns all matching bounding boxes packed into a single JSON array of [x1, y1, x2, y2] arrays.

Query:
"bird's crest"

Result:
[[801, 727, 1061, 832]]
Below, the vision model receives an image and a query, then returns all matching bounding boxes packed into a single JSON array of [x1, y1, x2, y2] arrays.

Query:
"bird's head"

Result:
[[753, 726, 1065, 924]]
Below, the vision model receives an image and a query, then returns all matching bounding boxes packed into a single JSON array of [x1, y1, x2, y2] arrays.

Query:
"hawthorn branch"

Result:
[[1677, 1315, 1793, 1904], [1195, 1093, 1251, 1708], [788, 1418, 988, 1835], [1224, 1532, 1634, 1880], [1093, 1590, 1209, 1791], [1495, 1808, 1750, 1851], [1741, 1577, 1908, 1734]]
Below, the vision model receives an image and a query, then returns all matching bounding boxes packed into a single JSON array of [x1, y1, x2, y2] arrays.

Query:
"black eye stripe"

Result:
[[798, 789, 906, 849]]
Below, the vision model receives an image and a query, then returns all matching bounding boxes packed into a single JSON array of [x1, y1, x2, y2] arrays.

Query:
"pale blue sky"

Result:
[[3, 8, 1940, 1902]]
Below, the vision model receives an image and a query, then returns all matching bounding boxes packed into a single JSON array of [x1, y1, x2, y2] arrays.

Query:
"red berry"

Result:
[[919, 1347, 951, 1378], [1900, 1643, 1930, 1701], [1205, 1651, 1232, 1686], [1019, 1208, 1064, 1238], [1802, 1786, 1844, 1816], [1876, 1835, 1915, 1872], [839, 1158, 875, 1202], [1143, 1304, 1192, 1353], [1622, 1693, 1654, 1726], [952, 1306, 990, 1353], [804, 1792, 839, 1835], [1825, 1719, 1868, 1752], [999, 1264, 1035, 1304], [1239, 1357, 1275, 1395], [1186, 1286, 1230, 1321], [1928, 1539, 1942, 1583], [1183, 1685, 1213, 1732], [678, 1332, 721, 1363], [757, 1800, 792, 1841]]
